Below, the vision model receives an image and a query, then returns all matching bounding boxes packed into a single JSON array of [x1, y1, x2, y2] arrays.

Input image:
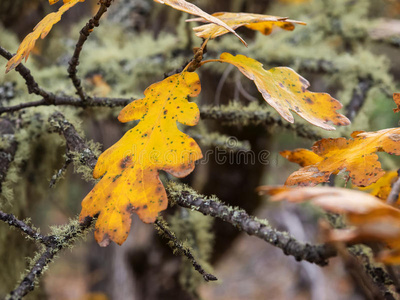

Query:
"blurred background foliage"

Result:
[[0, 0, 400, 299]]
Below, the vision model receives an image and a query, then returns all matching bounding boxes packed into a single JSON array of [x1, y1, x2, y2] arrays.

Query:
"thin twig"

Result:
[[67, 0, 113, 101], [154, 218, 217, 282], [0, 46, 52, 99], [49, 157, 72, 188], [0, 210, 49, 246]]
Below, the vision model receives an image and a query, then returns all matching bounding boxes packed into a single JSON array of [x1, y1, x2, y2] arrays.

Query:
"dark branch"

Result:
[[67, 0, 113, 101], [154, 218, 217, 282], [0, 95, 132, 115], [8, 216, 94, 300], [167, 183, 337, 266], [0, 210, 49, 246], [0, 46, 53, 99], [49, 112, 98, 169], [345, 79, 372, 121]]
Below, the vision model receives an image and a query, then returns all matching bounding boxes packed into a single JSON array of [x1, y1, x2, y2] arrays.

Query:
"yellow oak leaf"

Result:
[[79, 72, 203, 246], [216, 53, 350, 130], [6, 0, 85, 73], [358, 171, 399, 202], [282, 128, 400, 187], [153, 0, 246, 46], [257, 185, 400, 264], [187, 12, 305, 39]]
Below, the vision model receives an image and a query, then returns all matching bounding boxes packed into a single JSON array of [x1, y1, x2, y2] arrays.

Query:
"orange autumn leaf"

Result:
[[153, 0, 246, 46], [79, 72, 203, 246], [282, 128, 400, 187], [187, 12, 305, 40], [5, 0, 85, 73], [393, 93, 400, 113], [280, 149, 322, 167], [257, 185, 400, 264], [358, 171, 399, 202], [216, 53, 350, 130]]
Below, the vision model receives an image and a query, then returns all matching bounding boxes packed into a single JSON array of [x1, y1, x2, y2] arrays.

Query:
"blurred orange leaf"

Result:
[[279, 0, 310, 3], [153, 0, 246, 46], [257, 185, 400, 264], [216, 53, 350, 130], [88, 74, 111, 97], [6, 0, 85, 72], [281, 128, 400, 187], [187, 12, 305, 40], [79, 72, 202, 246]]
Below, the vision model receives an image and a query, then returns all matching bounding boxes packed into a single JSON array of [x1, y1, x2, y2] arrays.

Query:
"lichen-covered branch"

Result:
[[154, 218, 217, 282], [166, 182, 337, 266], [0, 95, 132, 115], [200, 103, 322, 140], [0, 211, 48, 245], [8, 216, 94, 300], [68, 0, 113, 101], [49, 112, 98, 169]]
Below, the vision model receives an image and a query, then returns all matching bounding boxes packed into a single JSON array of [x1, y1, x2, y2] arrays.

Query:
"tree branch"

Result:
[[345, 79, 372, 121], [0, 47, 53, 99], [0, 95, 132, 115], [67, 0, 113, 101], [49, 112, 98, 169], [166, 182, 337, 266], [0, 45, 132, 115], [8, 216, 94, 300]]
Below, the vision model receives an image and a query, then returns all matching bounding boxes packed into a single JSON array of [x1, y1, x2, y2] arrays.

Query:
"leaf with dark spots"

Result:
[[187, 12, 305, 40], [281, 128, 400, 187], [80, 72, 203, 246], [215, 53, 350, 130]]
